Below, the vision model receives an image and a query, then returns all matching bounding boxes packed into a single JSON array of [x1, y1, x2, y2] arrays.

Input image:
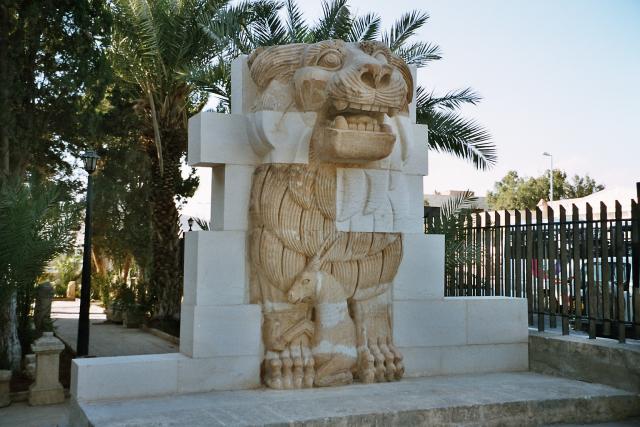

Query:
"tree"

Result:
[[109, 0, 240, 319], [0, 179, 80, 371], [487, 170, 605, 210], [204, 0, 496, 170]]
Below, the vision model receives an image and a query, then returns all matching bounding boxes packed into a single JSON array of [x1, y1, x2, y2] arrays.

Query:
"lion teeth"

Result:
[[380, 124, 392, 133], [349, 102, 362, 110], [334, 100, 348, 111], [361, 104, 372, 111], [334, 115, 348, 129]]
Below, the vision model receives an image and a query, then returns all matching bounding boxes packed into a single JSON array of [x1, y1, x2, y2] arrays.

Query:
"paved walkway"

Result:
[[52, 300, 178, 357]]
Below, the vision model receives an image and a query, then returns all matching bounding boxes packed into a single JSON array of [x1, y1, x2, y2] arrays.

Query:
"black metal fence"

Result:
[[426, 195, 640, 342]]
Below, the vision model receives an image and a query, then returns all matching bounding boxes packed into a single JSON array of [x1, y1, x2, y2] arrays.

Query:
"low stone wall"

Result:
[[529, 330, 640, 393]]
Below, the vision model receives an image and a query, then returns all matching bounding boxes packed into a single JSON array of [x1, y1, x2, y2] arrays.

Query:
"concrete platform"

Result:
[[70, 372, 640, 427]]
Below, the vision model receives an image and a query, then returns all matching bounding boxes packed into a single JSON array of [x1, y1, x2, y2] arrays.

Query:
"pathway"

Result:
[[52, 300, 178, 357]]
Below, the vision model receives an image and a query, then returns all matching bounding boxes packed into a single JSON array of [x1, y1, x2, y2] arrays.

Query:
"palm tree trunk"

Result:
[[147, 139, 182, 320], [0, 292, 22, 372]]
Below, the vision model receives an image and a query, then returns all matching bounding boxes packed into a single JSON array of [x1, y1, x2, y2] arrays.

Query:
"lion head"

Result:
[[246, 40, 413, 165]]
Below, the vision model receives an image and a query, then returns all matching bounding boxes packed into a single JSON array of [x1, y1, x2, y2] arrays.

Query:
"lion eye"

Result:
[[374, 52, 388, 63], [317, 50, 342, 69], [302, 279, 310, 284]]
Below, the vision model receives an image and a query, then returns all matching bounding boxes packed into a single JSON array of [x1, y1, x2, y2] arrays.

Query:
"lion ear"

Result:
[[248, 44, 308, 88], [389, 55, 414, 105]]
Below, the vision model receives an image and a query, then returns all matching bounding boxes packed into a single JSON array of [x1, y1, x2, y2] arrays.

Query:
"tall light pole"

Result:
[[77, 150, 99, 357], [543, 152, 553, 202]]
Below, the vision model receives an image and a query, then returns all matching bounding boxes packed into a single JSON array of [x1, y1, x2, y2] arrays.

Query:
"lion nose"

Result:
[[359, 63, 392, 89]]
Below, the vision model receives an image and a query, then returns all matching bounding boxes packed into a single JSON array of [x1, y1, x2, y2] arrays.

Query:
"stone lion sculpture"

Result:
[[246, 40, 413, 388]]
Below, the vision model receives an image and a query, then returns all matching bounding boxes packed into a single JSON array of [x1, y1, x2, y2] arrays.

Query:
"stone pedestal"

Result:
[[29, 332, 65, 406], [0, 369, 11, 407]]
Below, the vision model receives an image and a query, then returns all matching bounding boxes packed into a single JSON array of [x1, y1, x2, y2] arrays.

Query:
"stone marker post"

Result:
[[0, 369, 11, 407], [34, 282, 54, 334], [29, 332, 65, 405]]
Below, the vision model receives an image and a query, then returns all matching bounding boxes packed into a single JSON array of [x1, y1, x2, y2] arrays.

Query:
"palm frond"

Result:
[[285, 0, 309, 43], [249, 0, 288, 46], [416, 86, 482, 111], [312, 0, 351, 41], [418, 108, 497, 170], [382, 10, 429, 51], [394, 41, 441, 67], [347, 13, 381, 42]]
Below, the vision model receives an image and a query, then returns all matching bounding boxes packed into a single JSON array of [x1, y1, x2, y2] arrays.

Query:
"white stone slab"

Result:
[[188, 112, 259, 166], [71, 354, 181, 402], [183, 231, 248, 306], [245, 110, 316, 163], [402, 343, 528, 378], [440, 342, 528, 375], [231, 56, 257, 115], [210, 164, 254, 231], [394, 234, 445, 300], [177, 355, 261, 393], [464, 297, 529, 345], [180, 304, 262, 359], [393, 299, 467, 347]]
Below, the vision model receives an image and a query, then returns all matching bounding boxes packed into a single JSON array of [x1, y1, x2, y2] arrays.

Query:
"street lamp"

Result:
[[188, 217, 194, 231], [77, 150, 99, 357], [543, 152, 553, 202]]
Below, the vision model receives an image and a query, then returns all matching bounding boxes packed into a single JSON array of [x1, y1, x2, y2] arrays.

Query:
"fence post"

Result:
[[504, 210, 512, 297], [547, 206, 557, 329], [615, 201, 626, 343], [485, 212, 492, 295], [632, 198, 640, 337], [586, 203, 597, 339], [495, 211, 502, 296], [514, 210, 522, 298], [600, 202, 611, 336], [572, 204, 583, 332], [536, 207, 545, 331], [475, 213, 482, 296], [466, 213, 473, 297], [526, 209, 534, 325], [559, 206, 570, 335]]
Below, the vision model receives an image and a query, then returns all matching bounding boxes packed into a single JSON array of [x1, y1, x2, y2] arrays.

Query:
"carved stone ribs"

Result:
[[246, 40, 412, 388]]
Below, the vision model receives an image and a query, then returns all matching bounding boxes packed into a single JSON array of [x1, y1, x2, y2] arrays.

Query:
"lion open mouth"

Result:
[[319, 102, 397, 163]]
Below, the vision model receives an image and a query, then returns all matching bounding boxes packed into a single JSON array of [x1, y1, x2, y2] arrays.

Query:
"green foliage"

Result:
[[0, 0, 112, 185], [487, 170, 605, 210], [52, 253, 82, 297], [0, 178, 81, 369], [425, 191, 478, 280]]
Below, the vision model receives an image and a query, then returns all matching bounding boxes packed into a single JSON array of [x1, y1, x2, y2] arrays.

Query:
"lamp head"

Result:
[[187, 217, 194, 231], [81, 150, 100, 174], [542, 152, 552, 157]]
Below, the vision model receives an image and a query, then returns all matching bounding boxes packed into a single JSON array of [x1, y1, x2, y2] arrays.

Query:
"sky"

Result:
[[182, 0, 640, 220]]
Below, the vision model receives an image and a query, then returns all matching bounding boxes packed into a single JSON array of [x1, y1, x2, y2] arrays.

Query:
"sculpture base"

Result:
[[69, 372, 640, 427], [28, 384, 65, 406]]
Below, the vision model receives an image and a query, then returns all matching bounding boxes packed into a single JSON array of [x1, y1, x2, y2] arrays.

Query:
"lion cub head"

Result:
[[247, 40, 413, 164]]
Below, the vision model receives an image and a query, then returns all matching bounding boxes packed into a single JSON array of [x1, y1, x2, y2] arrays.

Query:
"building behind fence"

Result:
[[425, 184, 640, 343]]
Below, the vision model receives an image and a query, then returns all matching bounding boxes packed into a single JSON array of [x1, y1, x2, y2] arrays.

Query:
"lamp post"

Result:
[[77, 150, 99, 357], [543, 152, 553, 202], [188, 217, 194, 231]]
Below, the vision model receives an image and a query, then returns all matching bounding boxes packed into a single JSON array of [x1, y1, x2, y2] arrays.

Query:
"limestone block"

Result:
[[188, 112, 259, 167], [0, 370, 10, 407], [409, 65, 417, 123], [66, 281, 77, 299], [231, 56, 257, 114], [29, 332, 65, 405], [464, 297, 529, 345], [440, 342, 528, 375], [177, 355, 261, 393], [72, 354, 180, 402], [394, 234, 445, 300], [183, 231, 248, 306], [246, 110, 317, 162], [335, 169, 423, 233], [402, 343, 529, 378], [393, 299, 467, 347], [179, 304, 262, 359], [210, 164, 254, 231], [402, 124, 428, 176]]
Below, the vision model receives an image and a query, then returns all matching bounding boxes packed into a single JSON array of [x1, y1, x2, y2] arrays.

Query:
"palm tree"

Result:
[[109, 0, 246, 319], [207, 0, 497, 170]]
